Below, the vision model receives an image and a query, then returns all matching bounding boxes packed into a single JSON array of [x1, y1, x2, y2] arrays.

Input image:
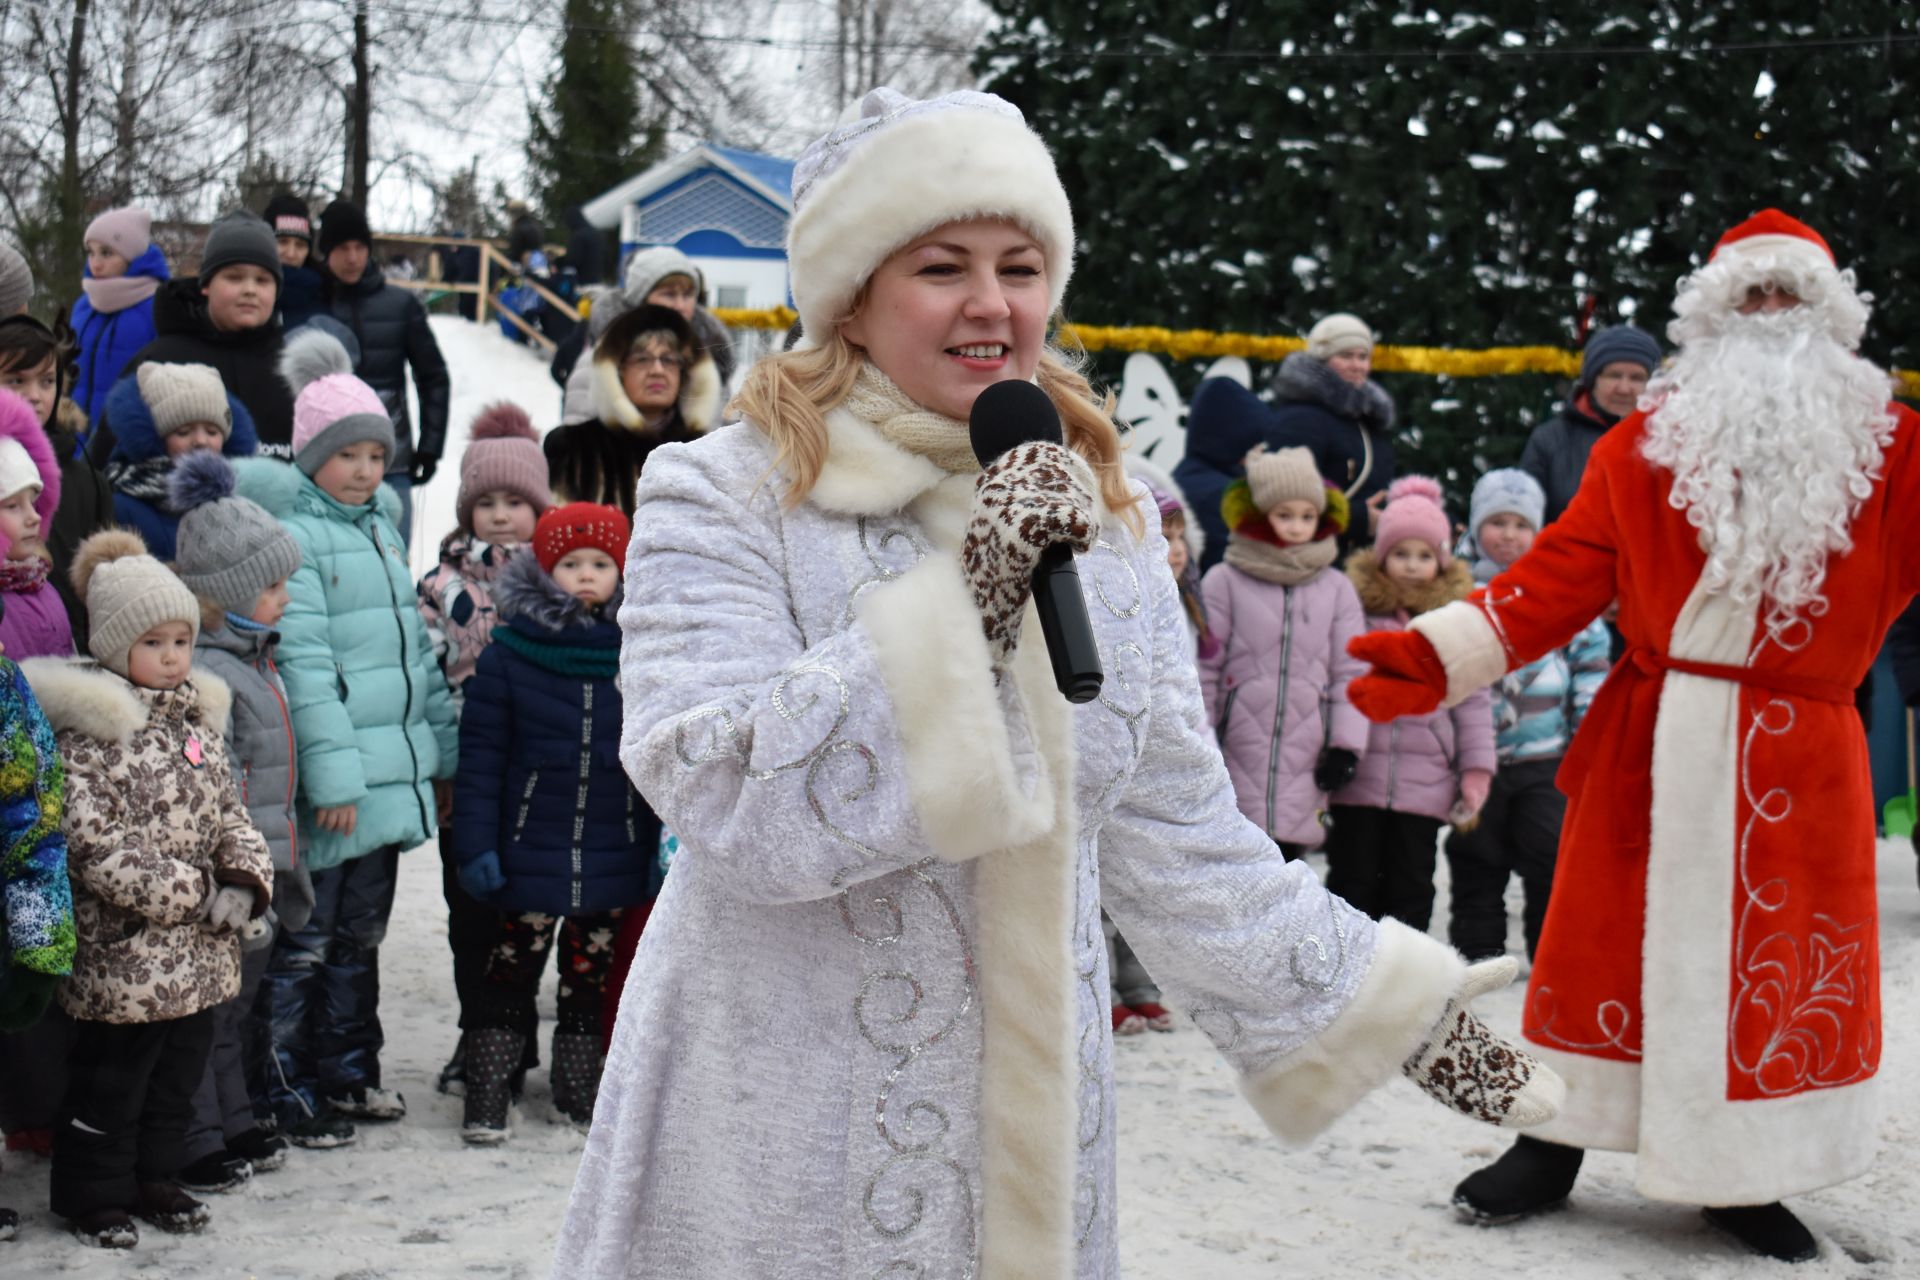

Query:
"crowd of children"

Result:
[[0, 202, 1604, 1251], [0, 213, 667, 1250]]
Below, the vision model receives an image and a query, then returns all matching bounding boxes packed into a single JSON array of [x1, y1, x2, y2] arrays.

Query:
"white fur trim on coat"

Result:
[[1629, 582, 1879, 1205], [1238, 919, 1465, 1143], [787, 106, 1074, 341], [856, 553, 1056, 862], [20, 658, 233, 745], [807, 407, 948, 516], [1410, 599, 1509, 708], [590, 349, 720, 434]]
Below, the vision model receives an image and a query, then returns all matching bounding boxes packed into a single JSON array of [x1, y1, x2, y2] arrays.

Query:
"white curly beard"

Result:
[[1641, 257, 1896, 644]]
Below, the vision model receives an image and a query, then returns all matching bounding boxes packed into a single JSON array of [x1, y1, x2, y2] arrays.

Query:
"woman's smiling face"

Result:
[[837, 218, 1050, 422]]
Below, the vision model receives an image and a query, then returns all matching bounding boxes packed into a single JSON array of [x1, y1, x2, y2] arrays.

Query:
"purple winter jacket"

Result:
[[1333, 555, 1495, 822], [1198, 554, 1368, 846], [0, 579, 75, 660]]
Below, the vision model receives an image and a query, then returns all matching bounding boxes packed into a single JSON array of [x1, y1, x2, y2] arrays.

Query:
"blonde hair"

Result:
[[730, 327, 1142, 532]]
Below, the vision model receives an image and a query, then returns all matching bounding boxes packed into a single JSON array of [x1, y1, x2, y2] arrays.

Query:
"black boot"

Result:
[[549, 1031, 605, 1130], [135, 1181, 210, 1234], [1452, 1135, 1585, 1224], [69, 1207, 138, 1248], [1702, 1203, 1818, 1263], [174, 1150, 252, 1194], [0, 1205, 16, 1242], [436, 1034, 466, 1097], [462, 1027, 524, 1145]]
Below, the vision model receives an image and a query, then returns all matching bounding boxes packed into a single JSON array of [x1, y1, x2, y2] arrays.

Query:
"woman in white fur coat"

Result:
[[553, 88, 1563, 1280]]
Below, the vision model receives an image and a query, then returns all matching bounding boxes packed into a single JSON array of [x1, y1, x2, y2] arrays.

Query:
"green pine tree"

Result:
[[980, 4, 1920, 503], [526, 0, 666, 227]]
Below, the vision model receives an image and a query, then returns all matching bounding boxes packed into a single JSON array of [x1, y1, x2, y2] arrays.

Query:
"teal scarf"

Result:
[[489, 625, 620, 678]]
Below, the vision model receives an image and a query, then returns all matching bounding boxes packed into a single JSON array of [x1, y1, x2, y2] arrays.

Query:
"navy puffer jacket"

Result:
[[453, 556, 659, 916]]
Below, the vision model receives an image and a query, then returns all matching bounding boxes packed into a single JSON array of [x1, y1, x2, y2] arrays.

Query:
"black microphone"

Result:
[[968, 381, 1105, 704]]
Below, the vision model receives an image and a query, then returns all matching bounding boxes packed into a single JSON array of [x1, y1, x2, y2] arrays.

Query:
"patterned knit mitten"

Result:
[[961, 441, 1100, 667], [1402, 957, 1564, 1128]]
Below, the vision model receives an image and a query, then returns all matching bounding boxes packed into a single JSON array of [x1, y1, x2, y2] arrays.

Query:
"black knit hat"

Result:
[[262, 192, 313, 245], [317, 199, 374, 259], [199, 211, 284, 286]]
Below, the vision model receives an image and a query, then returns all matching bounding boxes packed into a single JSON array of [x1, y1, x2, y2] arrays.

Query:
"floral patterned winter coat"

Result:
[[22, 659, 272, 1024]]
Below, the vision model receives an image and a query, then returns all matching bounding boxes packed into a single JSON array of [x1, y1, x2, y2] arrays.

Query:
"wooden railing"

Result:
[[374, 232, 582, 352]]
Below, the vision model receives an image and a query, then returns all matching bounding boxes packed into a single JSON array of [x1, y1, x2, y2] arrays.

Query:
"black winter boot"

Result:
[[462, 1027, 524, 1145], [174, 1150, 252, 1194], [1452, 1135, 1585, 1224], [436, 1034, 466, 1097], [1701, 1203, 1818, 1263], [135, 1181, 210, 1234], [0, 1204, 16, 1242], [69, 1207, 138, 1248], [549, 1032, 605, 1130]]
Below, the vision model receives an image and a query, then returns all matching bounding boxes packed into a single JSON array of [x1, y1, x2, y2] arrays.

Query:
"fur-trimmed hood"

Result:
[[1273, 351, 1396, 434], [1123, 451, 1205, 564], [20, 656, 231, 746], [589, 342, 721, 435], [1345, 549, 1474, 619], [102, 371, 260, 464], [0, 388, 62, 533], [492, 552, 623, 640]]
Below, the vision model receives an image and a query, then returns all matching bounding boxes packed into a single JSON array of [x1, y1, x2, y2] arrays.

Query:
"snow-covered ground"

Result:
[[2, 319, 1916, 1276]]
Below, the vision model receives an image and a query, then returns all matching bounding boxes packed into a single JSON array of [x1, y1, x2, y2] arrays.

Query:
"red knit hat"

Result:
[[534, 502, 630, 574], [1710, 210, 1834, 271]]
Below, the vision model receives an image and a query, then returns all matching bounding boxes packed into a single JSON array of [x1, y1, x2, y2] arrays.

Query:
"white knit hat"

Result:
[[787, 87, 1076, 342], [0, 437, 43, 500], [1306, 313, 1374, 360]]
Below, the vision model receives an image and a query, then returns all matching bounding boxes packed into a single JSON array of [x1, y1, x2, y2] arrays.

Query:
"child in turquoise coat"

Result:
[[238, 328, 456, 1147]]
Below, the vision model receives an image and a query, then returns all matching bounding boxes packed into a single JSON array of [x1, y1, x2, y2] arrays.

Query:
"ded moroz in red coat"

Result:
[[1409, 402, 1918, 1207]]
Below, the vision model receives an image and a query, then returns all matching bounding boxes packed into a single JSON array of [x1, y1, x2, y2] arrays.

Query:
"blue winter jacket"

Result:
[[233, 459, 457, 871], [100, 374, 259, 561], [69, 245, 170, 424], [454, 556, 658, 916]]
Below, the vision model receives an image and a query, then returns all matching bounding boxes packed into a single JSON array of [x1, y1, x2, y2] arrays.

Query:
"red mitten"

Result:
[[1347, 629, 1449, 722]]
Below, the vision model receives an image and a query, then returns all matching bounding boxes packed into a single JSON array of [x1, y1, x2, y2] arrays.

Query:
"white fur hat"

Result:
[[787, 87, 1076, 342]]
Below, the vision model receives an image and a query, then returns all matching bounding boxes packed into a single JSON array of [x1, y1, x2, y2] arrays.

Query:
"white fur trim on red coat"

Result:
[[1411, 599, 1510, 708], [1238, 919, 1466, 1143]]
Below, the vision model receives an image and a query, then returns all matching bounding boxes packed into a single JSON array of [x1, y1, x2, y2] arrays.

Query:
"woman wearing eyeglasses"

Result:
[[542, 302, 722, 516]]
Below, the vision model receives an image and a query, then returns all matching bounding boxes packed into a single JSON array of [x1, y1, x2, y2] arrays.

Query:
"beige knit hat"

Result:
[[71, 529, 201, 677], [1244, 445, 1327, 514], [1306, 313, 1374, 360], [136, 363, 232, 439]]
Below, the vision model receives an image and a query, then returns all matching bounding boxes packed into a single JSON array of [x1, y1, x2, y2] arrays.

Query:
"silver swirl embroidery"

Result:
[[1188, 1007, 1245, 1052], [1288, 894, 1353, 994], [1730, 697, 1875, 1094], [1524, 987, 1641, 1058], [1088, 539, 1143, 619], [844, 517, 931, 625], [842, 863, 979, 1279], [673, 664, 886, 859]]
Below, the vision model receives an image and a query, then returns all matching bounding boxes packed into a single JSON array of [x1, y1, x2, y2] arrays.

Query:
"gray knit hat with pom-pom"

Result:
[[170, 452, 304, 614]]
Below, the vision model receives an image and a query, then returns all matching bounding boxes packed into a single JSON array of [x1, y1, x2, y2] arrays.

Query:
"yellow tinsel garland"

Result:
[[711, 308, 1920, 396]]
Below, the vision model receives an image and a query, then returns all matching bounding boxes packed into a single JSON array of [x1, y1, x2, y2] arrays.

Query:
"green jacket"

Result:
[[235, 460, 457, 871]]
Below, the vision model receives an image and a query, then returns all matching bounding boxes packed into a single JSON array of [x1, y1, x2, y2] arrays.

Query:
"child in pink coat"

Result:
[[1198, 446, 1368, 857], [1329, 475, 1495, 928]]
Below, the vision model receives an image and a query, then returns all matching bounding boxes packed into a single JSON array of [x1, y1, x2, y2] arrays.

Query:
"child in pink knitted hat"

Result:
[[1329, 475, 1496, 930], [414, 400, 551, 1097], [226, 327, 456, 1145]]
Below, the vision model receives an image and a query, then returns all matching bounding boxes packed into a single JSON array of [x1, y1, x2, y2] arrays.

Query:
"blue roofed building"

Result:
[[581, 143, 795, 312]]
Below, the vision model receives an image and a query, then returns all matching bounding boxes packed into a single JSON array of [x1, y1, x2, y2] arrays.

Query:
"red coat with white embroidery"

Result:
[[1410, 404, 1920, 1207]]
